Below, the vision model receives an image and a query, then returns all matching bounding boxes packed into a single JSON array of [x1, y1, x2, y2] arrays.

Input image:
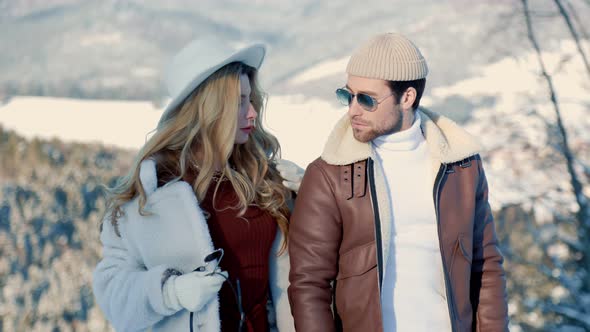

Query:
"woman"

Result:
[[92, 37, 299, 332]]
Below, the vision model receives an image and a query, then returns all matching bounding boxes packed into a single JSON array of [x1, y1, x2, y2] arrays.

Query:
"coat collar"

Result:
[[139, 158, 158, 196], [320, 108, 481, 165]]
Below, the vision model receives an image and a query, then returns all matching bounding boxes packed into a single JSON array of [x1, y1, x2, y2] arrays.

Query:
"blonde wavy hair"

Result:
[[104, 62, 291, 253]]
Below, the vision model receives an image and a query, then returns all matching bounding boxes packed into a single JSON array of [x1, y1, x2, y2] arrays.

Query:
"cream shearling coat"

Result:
[[92, 159, 294, 332]]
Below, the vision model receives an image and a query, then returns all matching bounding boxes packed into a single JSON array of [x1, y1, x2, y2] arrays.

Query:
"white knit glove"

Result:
[[162, 270, 227, 312], [276, 159, 304, 193]]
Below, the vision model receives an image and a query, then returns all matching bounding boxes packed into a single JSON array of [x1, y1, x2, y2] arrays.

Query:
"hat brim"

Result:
[[159, 43, 266, 126]]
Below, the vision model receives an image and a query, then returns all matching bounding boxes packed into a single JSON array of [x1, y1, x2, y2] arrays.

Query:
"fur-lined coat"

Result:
[[93, 159, 294, 332]]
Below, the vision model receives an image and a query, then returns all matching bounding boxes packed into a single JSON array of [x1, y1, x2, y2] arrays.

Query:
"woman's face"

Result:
[[234, 73, 257, 144]]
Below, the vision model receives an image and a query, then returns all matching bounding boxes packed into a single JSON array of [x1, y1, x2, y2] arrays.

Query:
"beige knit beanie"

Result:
[[346, 32, 428, 81]]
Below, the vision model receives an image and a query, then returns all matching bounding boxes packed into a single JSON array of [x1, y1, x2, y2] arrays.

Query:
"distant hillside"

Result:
[[0, 124, 133, 331], [1, 0, 588, 101]]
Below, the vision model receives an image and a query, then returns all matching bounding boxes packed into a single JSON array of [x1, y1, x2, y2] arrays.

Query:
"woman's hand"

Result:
[[162, 270, 228, 312], [277, 159, 305, 193]]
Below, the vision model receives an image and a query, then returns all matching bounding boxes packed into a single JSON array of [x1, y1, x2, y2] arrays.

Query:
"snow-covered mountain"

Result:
[[2, 39, 588, 213], [2, 0, 588, 101]]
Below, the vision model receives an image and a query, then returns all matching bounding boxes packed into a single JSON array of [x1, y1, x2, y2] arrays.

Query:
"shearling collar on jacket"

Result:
[[318, 108, 483, 287], [321, 108, 481, 165]]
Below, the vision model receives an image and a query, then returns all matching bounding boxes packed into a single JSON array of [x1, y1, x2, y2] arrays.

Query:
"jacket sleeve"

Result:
[[472, 159, 509, 331], [288, 162, 341, 332], [92, 216, 178, 332], [269, 230, 295, 332]]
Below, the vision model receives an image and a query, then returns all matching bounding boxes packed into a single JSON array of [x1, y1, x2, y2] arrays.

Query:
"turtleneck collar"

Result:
[[372, 112, 424, 151]]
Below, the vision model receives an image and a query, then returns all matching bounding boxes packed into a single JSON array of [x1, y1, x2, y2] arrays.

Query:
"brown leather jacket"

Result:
[[288, 109, 508, 332]]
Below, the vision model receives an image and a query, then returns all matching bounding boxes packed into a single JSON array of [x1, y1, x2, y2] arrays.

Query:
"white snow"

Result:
[[288, 56, 349, 85], [80, 32, 123, 47], [265, 94, 346, 167], [0, 95, 345, 168], [0, 97, 163, 150]]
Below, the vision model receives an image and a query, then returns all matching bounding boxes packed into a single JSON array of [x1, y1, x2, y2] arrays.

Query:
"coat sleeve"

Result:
[[471, 159, 509, 331], [288, 161, 341, 332], [268, 230, 295, 332], [92, 216, 178, 332]]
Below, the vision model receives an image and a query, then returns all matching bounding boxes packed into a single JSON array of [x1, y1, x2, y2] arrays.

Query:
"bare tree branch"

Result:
[[542, 304, 590, 328], [554, 0, 590, 79], [565, 0, 590, 41], [522, 0, 590, 319], [522, 0, 588, 233], [559, 235, 585, 253]]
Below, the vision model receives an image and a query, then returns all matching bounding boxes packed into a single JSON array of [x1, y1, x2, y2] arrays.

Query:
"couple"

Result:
[[92, 33, 509, 332]]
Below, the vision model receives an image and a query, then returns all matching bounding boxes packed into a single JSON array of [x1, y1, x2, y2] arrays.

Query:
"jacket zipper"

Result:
[[367, 157, 385, 329], [434, 163, 458, 332], [367, 157, 384, 291]]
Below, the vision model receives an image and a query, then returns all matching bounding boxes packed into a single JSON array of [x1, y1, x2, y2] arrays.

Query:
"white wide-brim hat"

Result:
[[158, 37, 266, 127]]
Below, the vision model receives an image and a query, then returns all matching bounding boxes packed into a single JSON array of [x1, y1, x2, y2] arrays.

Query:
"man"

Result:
[[288, 33, 508, 332]]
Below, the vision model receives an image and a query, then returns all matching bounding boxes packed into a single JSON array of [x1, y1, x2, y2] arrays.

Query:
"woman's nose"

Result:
[[246, 103, 257, 120]]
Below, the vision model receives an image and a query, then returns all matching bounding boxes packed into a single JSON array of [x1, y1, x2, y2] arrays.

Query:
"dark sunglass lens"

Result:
[[335, 89, 352, 106], [357, 93, 375, 111]]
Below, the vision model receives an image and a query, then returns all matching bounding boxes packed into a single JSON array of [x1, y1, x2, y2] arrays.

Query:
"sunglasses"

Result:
[[335, 88, 394, 112]]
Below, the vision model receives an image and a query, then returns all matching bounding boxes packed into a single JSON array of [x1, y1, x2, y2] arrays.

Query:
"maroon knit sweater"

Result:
[[200, 177, 277, 332]]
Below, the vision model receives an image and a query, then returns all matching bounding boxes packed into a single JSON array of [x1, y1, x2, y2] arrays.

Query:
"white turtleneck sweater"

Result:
[[372, 113, 452, 332]]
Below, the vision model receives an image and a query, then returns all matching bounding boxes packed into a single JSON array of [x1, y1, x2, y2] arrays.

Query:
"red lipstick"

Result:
[[240, 126, 254, 134]]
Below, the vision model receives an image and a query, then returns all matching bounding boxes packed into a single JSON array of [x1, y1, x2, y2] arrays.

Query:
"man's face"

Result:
[[346, 75, 403, 143]]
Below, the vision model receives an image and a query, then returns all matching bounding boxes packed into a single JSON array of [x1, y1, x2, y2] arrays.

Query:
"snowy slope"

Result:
[[0, 97, 163, 150], [0, 95, 346, 167]]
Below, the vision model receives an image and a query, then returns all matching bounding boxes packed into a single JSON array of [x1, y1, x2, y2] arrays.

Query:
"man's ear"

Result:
[[400, 87, 417, 112]]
